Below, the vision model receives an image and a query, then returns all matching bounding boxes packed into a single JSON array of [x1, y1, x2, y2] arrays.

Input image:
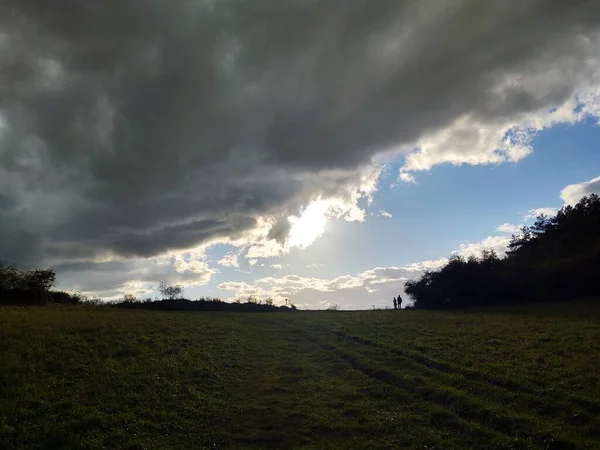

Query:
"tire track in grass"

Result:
[[286, 326, 538, 448], [278, 321, 531, 447], [295, 325, 594, 449], [329, 341, 588, 448], [333, 329, 600, 422], [334, 330, 536, 392], [331, 329, 600, 442]]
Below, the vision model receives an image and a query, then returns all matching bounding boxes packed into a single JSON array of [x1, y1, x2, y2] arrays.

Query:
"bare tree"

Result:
[[158, 281, 183, 300], [123, 293, 140, 303]]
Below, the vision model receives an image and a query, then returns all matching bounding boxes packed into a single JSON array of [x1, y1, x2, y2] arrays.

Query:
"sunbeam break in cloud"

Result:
[[2, 1, 600, 308]]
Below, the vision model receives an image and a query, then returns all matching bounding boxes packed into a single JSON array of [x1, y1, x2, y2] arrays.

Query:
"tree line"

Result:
[[0, 263, 296, 312], [405, 194, 600, 309], [0, 262, 72, 305]]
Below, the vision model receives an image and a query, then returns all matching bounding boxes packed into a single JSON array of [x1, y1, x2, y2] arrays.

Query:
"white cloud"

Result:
[[244, 238, 287, 260], [398, 171, 416, 184], [518, 175, 600, 228], [524, 207, 559, 221], [217, 252, 239, 268], [399, 88, 600, 182], [379, 210, 393, 218], [560, 175, 600, 205], [270, 264, 283, 270], [218, 258, 445, 309], [455, 235, 513, 258], [496, 223, 523, 234], [403, 258, 448, 272]]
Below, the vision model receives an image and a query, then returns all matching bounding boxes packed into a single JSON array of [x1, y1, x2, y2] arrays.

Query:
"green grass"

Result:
[[1, 301, 599, 449]]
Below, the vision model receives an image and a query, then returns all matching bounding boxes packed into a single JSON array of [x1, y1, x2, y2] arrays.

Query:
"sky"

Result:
[[1, 1, 600, 309]]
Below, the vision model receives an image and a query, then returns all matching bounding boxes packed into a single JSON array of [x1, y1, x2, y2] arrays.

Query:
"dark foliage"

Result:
[[114, 297, 297, 312], [49, 291, 84, 305], [0, 262, 58, 305], [405, 194, 600, 309]]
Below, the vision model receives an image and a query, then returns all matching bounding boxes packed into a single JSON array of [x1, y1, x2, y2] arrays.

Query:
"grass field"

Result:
[[1, 302, 599, 449]]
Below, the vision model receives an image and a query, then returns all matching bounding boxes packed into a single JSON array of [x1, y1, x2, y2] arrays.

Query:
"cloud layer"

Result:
[[2, 1, 600, 294], [560, 175, 600, 205], [218, 259, 448, 310]]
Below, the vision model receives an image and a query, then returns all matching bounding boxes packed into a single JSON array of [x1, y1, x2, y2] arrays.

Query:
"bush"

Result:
[[49, 291, 83, 305], [0, 262, 57, 306]]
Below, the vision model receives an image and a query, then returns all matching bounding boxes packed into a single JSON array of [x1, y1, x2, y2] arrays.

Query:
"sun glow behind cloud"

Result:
[[287, 200, 330, 249]]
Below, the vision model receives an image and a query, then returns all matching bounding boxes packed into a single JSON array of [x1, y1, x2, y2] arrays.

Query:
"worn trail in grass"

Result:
[[1, 302, 599, 449]]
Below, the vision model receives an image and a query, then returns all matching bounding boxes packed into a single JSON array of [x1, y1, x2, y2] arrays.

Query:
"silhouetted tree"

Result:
[[0, 262, 57, 305], [123, 293, 140, 303], [158, 281, 183, 300], [405, 194, 600, 309]]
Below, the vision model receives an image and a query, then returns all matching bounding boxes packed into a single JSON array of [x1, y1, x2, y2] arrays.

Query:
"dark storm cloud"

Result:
[[1, 0, 600, 267]]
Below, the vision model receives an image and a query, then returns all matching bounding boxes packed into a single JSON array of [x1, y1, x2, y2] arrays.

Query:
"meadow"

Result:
[[1, 302, 599, 449]]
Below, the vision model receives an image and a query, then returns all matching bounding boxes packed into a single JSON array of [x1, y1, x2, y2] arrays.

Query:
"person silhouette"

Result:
[[393, 297, 397, 310], [397, 295, 403, 309]]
